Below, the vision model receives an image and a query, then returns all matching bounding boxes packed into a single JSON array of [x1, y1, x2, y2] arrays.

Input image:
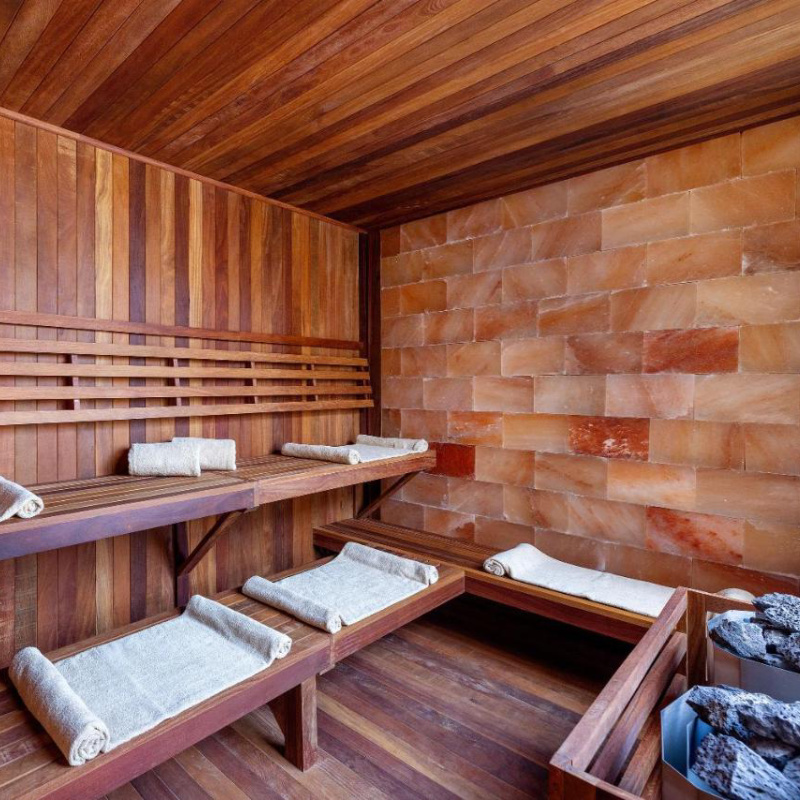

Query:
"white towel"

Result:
[[281, 442, 414, 465], [242, 576, 343, 633], [0, 476, 44, 523], [484, 543, 673, 618], [173, 437, 236, 470], [128, 441, 201, 477], [356, 435, 428, 452]]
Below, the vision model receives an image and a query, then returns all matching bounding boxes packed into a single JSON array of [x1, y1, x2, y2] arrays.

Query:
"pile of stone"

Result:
[[688, 685, 800, 800], [710, 593, 800, 672]]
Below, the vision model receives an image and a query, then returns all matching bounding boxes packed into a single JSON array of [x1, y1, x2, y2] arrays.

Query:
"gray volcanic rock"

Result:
[[754, 594, 800, 634], [692, 734, 800, 800], [784, 757, 800, 783], [748, 736, 799, 770], [687, 685, 773, 741], [778, 633, 800, 671], [741, 700, 800, 749], [753, 594, 800, 614], [711, 616, 768, 659], [755, 652, 795, 670], [764, 628, 790, 653]]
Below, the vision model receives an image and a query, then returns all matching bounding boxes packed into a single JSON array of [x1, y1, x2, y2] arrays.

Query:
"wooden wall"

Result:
[[0, 110, 361, 666]]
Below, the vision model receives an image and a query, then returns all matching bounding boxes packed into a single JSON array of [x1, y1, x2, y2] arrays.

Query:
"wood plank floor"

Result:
[[105, 597, 630, 800]]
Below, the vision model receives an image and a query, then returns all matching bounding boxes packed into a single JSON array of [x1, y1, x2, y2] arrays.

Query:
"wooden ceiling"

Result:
[[1, 0, 800, 229]]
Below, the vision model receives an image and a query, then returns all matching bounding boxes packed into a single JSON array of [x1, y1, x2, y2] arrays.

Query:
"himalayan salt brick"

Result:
[[567, 160, 646, 214], [566, 246, 646, 294], [643, 327, 739, 374], [645, 507, 743, 565], [447, 411, 502, 446], [504, 487, 568, 529], [448, 477, 504, 518], [382, 251, 424, 286], [401, 345, 447, 377], [569, 416, 649, 461], [539, 293, 609, 336], [501, 181, 568, 229], [535, 375, 606, 415], [744, 424, 800, 476], [604, 541, 691, 588], [382, 286, 401, 317], [535, 452, 607, 499], [607, 461, 696, 510], [383, 347, 401, 377], [696, 469, 800, 526], [610, 284, 696, 332], [474, 376, 533, 413], [382, 408, 401, 437], [503, 412, 570, 453], [690, 171, 795, 234], [740, 323, 800, 373], [422, 377, 473, 411], [447, 340, 501, 377], [382, 377, 423, 409], [502, 337, 565, 376], [475, 301, 537, 341], [380, 499, 425, 529], [743, 220, 800, 274], [399, 280, 446, 315], [423, 240, 473, 279], [743, 117, 800, 175], [531, 212, 602, 260], [564, 332, 643, 375], [447, 271, 502, 309], [647, 135, 740, 196], [606, 375, 694, 419], [694, 374, 800, 424], [382, 314, 423, 348], [649, 420, 744, 470], [424, 308, 474, 345], [425, 507, 475, 540], [447, 198, 503, 242], [567, 495, 647, 546], [381, 226, 401, 258], [401, 409, 447, 440], [534, 529, 605, 571], [602, 193, 690, 249], [402, 473, 448, 507], [400, 214, 447, 251], [502, 259, 566, 302], [475, 517, 536, 551], [428, 442, 475, 478], [646, 230, 742, 285], [475, 446, 535, 486], [744, 520, 800, 577], [691, 559, 798, 596], [473, 227, 531, 270], [696, 273, 800, 326]]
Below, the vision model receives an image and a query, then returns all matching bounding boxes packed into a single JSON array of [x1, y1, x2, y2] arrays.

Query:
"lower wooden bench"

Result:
[[314, 518, 654, 643]]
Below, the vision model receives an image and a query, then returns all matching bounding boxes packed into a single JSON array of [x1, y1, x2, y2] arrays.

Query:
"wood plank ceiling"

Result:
[[1, 0, 800, 229]]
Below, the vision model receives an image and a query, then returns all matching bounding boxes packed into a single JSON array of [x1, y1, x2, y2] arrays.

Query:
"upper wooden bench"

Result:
[[314, 518, 654, 643]]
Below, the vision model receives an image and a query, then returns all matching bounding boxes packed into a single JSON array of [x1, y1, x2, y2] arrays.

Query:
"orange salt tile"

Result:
[[428, 442, 476, 479], [564, 331, 643, 375], [568, 416, 649, 460], [740, 323, 800, 373], [650, 420, 744, 470], [399, 280, 446, 315], [643, 327, 738, 374], [690, 171, 795, 234], [603, 542, 690, 588], [504, 487, 568, 529], [502, 259, 566, 302], [382, 314, 424, 348], [424, 308, 474, 345], [645, 507, 743, 565], [503, 412, 569, 453], [475, 517, 536, 550], [533, 529, 605, 571], [447, 198, 503, 242], [473, 227, 531, 270], [606, 374, 693, 419], [475, 301, 538, 341], [383, 347, 401, 377], [539, 292, 609, 336], [602, 193, 689, 249], [381, 226, 401, 258], [382, 286, 401, 317], [567, 160, 646, 214], [475, 447, 535, 486], [422, 240, 473, 279], [646, 135, 740, 196], [691, 558, 798, 595], [422, 377, 473, 411], [447, 271, 502, 309], [382, 251, 424, 286], [743, 219, 800, 274], [530, 212, 602, 260], [399, 214, 447, 252], [742, 116, 800, 175], [646, 230, 741, 285], [448, 477, 505, 518], [607, 461, 696, 510], [501, 182, 567, 229], [380, 499, 425, 529], [447, 340, 501, 376], [535, 375, 606, 415], [425, 506, 476, 540], [383, 377, 423, 409], [744, 520, 800, 577], [610, 284, 696, 332], [696, 272, 800, 327], [744, 424, 800, 476], [474, 376, 533, 413], [382, 408, 401, 437], [502, 337, 565, 376], [402, 473, 448, 507], [400, 409, 447, 441], [534, 452, 607, 499], [694, 374, 800, 424], [567, 495, 647, 546], [566, 246, 645, 294], [401, 345, 447, 377], [447, 410, 502, 446]]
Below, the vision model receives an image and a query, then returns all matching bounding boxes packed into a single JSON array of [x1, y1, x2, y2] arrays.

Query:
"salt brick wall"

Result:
[[378, 116, 800, 596]]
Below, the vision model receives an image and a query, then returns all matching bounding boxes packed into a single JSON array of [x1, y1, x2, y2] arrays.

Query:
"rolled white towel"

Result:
[[281, 442, 360, 465], [128, 441, 201, 477], [356, 435, 428, 452], [242, 576, 343, 634], [172, 437, 236, 471], [10, 647, 110, 766], [0, 477, 44, 523], [342, 541, 439, 585]]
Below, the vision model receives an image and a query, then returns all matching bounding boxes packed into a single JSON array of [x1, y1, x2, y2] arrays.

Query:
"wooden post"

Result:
[[686, 589, 708, 688], [281, 677, 318, 771], [173, 522, 191, 607]]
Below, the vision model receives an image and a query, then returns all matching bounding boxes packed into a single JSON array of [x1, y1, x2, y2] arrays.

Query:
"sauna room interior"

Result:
[[0, 2, 799, 799]]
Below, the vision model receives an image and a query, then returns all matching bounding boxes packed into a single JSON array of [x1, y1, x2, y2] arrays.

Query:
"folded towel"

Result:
[[10, 647, 110, 766], [484, 543, 673, 618], [172, 437, 236, 471], [281, 442, 417, 465], [0, 476, 44, 523], [343, 541, 438, 585], [356, 435, 428, 452], [242, 576, 343, 633], [128, 441, 201, 477]]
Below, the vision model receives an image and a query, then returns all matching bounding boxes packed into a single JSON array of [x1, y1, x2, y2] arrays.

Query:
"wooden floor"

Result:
[[106, 597, 630, 800]]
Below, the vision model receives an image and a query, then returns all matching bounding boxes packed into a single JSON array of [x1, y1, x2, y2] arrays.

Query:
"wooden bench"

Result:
[[314, 518, 655, 643]]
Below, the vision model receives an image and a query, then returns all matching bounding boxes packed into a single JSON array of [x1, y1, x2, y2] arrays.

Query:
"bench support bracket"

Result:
[[356, 471, 418, 519]]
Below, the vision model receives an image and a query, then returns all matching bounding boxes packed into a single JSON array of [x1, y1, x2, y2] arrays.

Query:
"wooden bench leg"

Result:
[[277, 677, 318, 771]]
